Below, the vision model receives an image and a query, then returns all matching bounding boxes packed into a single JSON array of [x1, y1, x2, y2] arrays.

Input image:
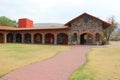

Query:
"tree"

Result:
[[0, 16, 17, 27], [116, 28, 120, 40], [111, 26, 120, 41], [102, 16, 117, 42]]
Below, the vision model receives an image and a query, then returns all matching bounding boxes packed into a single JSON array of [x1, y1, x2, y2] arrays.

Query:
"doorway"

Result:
[[80, 33, 93, 45]]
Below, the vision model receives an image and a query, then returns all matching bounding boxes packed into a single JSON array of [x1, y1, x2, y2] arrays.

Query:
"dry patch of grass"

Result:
[[70, 42, 120, 80], [0, 44, 71, 77]]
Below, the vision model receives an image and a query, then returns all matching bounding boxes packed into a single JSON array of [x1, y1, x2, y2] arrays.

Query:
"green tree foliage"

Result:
[[102, 17, 117, 42], [0, 16, 17, 27]]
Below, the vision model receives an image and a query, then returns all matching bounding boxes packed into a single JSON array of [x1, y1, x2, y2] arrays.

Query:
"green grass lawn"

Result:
[[0, 44, 71, 77], [70, 41, 120, 80]]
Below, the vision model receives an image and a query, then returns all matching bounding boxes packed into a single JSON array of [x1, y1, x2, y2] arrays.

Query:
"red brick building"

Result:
[[0, 13, 110, 45]]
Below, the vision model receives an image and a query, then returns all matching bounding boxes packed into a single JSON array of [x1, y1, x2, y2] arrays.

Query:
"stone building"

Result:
[[0, 13, 110, 45]]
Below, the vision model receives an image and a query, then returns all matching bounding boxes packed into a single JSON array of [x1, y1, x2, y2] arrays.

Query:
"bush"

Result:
[[110, 37, 120, 41], [101, 38, 108, 45]]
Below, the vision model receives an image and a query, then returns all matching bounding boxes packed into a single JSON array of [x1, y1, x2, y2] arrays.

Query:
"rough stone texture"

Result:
[[69, 15, 103, 44], [71, 15, 102, 32], [0, 46, 90, 80]]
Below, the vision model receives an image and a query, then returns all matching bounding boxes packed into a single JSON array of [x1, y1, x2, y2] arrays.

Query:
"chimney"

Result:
[[18, 18, 33, 28]]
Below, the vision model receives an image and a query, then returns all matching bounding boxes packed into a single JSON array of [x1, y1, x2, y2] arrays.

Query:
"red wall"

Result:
[[18, 18, 33, 28]]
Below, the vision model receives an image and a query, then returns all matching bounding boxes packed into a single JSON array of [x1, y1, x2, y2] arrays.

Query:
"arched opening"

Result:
[[0, 33, 4, 43], [95, 33, 101, 41], [57, 33, 68, 44], [16, 33, 22, 43], [24, 33, 31, 43], [80, 33, 93, 45], [45, 33, 54, 44], [34, 33, 42, 44], [80, 33, 86, 45], [95, 33, 102, 44], [72, 33, 78, 44], [73, 33, 77, 39], [7, 33, 13, 43]]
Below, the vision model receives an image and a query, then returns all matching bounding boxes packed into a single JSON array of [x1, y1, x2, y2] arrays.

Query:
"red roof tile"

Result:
[[0, 26, 17, 30], [0, 26, 70, 31]]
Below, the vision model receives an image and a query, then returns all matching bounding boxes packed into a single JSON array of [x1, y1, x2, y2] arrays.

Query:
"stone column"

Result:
[[31, 34, 34, 44], [54, 34, 57, 45], [68, 33, 71, 45], [42, 34, 45, 44], [22, 34, 24, 43], [77, 34, 80, 44], [93, 34, 95, 45], [4, 33, 7, 43], [80, 34, 81, 45]]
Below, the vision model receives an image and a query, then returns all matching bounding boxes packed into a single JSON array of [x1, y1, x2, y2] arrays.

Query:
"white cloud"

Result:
[[0, 0, 120, 23]]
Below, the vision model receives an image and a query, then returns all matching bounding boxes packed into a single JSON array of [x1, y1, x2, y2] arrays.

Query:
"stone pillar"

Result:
[[54, 34, 57, 45], [93, 34, 95, 45], [4, 33, 7, 43], [42, 34, 45, 44], [31, 34, 34, 44], [77, 34, 80, 44], [80, 34, 81, 45], [22, 34, 24, 43], [68, 33, 71, 45]]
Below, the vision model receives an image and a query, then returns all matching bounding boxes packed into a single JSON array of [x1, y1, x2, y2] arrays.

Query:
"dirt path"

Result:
[[0, 46, 90, 80]]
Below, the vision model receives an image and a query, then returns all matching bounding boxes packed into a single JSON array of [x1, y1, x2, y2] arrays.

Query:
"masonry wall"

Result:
[[71, 15, 103, 33], [69, 15, 103, 44]]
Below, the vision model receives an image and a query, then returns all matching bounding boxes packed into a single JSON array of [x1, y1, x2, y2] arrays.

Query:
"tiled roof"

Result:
[[0, 26, 17, 30], [0, 26, 70, 31], [15, 26, 70, 30]]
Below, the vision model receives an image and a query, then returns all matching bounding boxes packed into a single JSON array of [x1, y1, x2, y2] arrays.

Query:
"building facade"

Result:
[[0, 13, 110, 45]]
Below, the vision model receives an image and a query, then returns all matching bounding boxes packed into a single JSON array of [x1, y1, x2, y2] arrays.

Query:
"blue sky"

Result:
[[0, 0, 120, 23]]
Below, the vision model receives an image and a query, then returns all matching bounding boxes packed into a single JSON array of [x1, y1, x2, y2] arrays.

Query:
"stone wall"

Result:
[[69, 15, 103, 44], [71, 15, 103, 33]]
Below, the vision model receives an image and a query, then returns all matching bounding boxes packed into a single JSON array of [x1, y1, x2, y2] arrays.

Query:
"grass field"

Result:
[[0, 44, 71, 77], [70, 41, 120, 80]]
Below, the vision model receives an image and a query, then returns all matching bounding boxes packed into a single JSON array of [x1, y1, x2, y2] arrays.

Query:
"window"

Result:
[[84, 17, 89, 23]]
